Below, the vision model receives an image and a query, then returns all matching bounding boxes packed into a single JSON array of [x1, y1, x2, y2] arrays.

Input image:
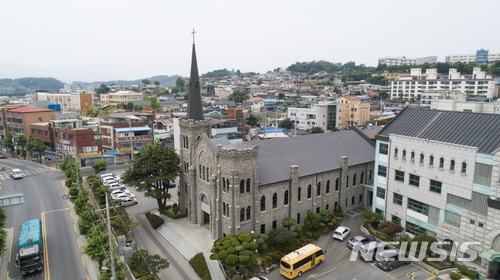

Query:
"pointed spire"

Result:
[[186, 29, 204, 121]]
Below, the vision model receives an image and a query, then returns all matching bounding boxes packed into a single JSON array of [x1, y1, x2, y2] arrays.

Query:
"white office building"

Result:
[[287, 103, 341, 132]]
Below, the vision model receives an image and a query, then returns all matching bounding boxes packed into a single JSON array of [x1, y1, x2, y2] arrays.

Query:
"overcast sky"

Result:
[[1, 0, 499, 82]]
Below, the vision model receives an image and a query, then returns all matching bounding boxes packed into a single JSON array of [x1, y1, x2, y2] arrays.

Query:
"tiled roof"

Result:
[[378, 107, 500, 154]]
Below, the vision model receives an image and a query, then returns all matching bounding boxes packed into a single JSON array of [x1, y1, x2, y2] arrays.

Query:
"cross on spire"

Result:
[[191, 28, 196, 44]]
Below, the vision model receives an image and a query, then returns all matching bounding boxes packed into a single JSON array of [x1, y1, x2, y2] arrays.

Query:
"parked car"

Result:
[[249, 277, 269, 280], [346, 235, 376, 250], [102, 177, 117, 184], [99, 173, 114, 180], [107, 183, 126, 191], [332, 226, 350, 241], [119, 197, 138, 207], [0, 153, 7, 159], [355, 241, 391, 262], [375, 249, 410, 271], [110, 189, 135, 198]]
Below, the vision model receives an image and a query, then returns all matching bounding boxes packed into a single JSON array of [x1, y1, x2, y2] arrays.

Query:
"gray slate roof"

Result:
[[378, 107, 500, 154], [245, 130, 375, 185]]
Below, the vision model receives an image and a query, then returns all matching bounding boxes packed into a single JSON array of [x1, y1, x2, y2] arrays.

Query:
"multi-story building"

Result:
[[390, 68, 495, 99], [177, 39, 375, 239], [98, 112, 153, 163], [445, 49, 500, 64], [421, 91, 500, 113], [100, 91, 143, 107], [337, 96, 371, 128], [378, 56, 437, 66], [0, 105, 55, 141], [373, 107, 500, 277], [35, 90, 93, 112], [287, 103, 341, 131]]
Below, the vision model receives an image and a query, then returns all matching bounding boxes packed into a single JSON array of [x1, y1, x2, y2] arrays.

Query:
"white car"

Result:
[[112, 193, 135, 200], [108, 183, 126, 191], [119, 197, 138, 207], [332, 226, 351, 241], [99, 173, 114, 180], [111, 190, 135, 199]]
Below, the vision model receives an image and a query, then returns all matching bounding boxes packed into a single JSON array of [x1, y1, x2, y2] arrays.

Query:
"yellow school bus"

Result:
[[280, 243, 325, 279]]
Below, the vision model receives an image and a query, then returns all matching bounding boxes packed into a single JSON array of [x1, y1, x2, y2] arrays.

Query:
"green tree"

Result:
[[149, 96, 160, 110], [154, 81, 160, 86], [278, 118, 294, 130], [0, 207, 7, 252], [83, 225, 109, 267], [378, 221, 404, 237], [281, 217, 297, 230], [304, 210, 321, 229], [121, 143, 180, 212], [175, 78, 186, 92], [95, 84, 110, 95], [131, 249, 169, 276], [93, 159, 107, 175], [228, 90, 249, 103], [246, 114, 260, 127], [360, 209, 383, 221], [268, 227, 294, 248], [142, 79, 151, 86], [310, 127, 324, 133], [100, 259, 126, 280], [77, 208, 102, 237], [15, 134, 27, 159], [4, 132, 14, 154], [26, 135, 48, 159]]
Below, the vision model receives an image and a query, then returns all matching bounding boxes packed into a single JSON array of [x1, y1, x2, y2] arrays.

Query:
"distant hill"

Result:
[[71, 75, 184, 90], [0, 77, 64, 95]]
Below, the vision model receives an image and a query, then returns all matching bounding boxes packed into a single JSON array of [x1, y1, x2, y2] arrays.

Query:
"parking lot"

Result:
[[367, 261, 437, 280]]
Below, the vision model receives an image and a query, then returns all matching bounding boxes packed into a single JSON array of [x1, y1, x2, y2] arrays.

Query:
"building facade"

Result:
[[35, 91, 93, 112], [390, 68, 495, 99], [100, 91, 143, 107], [373, 108, 500, 277], [0, 105, 55, 140], [337, 96, 371, 128], [287, 103, 341, 131], [378, 56, 437, 66], [178, 40, 375, 239], [445, 49, 500, 64]]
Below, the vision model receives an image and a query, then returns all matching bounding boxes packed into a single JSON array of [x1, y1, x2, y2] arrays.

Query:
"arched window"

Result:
[[353, 174, 357, 186], [199, 165, 202, 178], [202, 166, 206, 180], [429, 155, 434, 166], [284, 190, 289, 205], [402, 150, 407, 160], [335, 178, 339, 191], [420, 153, 424, 164], [223, 202, 226, 216], [411, 152, 415, 162], [439, 157, 444, 168], [360, 172, 364, 184], [450, 160, 455, 171], [240, 208, 245, 222], [246, 178, 251, 192], [272, 193, 278, 208], [326, 180, 330, 194], [206, 168, 210, 181], [307, 185, 312, 199], [226, 179, 230, 190], [394, 148, 398, 158], [346, 176, 349, 188], [317, 182, 321, 196], [240, 180, 245, 194], [246, 206, 251, 220], [260, 196, 266, 211], [298, 187, 302, 201], [222, 177, 226, 192], [461, 162, 467, 174]]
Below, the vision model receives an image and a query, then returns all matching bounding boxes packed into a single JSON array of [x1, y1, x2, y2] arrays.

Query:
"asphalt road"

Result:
[[1, 158, 88, 280]]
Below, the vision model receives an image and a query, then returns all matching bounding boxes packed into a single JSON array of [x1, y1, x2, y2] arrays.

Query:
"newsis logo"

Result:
[[350, 241, 481, 262]]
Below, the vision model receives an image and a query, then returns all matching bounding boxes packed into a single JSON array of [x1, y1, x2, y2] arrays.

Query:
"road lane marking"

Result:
[[73, 224, 77, 233], [44, 208, 70, 214], [42, 212, 50, 280], [81, 255, 86, 267], [77, 238, 81, 248], [307, 267, 336, 279], [8, 227, 13, 262]]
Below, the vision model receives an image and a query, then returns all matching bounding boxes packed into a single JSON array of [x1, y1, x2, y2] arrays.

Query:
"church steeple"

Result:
[[186, 29, 204, 121]]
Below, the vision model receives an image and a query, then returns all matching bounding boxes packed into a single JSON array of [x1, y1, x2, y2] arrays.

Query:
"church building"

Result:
[[178, 38, 376, 239]]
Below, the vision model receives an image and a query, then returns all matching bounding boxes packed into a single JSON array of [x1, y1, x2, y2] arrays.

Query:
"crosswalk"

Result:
[[0, 167, 49, 180]]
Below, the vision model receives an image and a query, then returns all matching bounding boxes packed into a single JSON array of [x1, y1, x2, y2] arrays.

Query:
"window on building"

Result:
[[439, 157, 444, 169], [450, 160, 455, 171], [307, 185, 312, 199], [260, 196, 265, 211], [260, 224, 265, 234], [420, 153, 424, 164], [360, 172, 364, 184], [376, 187, 386, 199], [395, 170, 405, 182], [296, 213, 301, 224], [411, 151, 415, 162], [272, 193, 277, 208], [298, 187, 301, 201], [284, 190, 289, 205], [402, 150, 406, 160], [391, 194, 402, 207], [369, 170, 372, 180], [408, 198, 429, 215], [240, 208, 245, 222], [346, 176, 349, 188], [326, 180, 330, 194], [463, 251, 482, 266], [353, 174, 357, 186], [462, 162, 467, 174], [351, 196, 355, 206], [272, 220, 277, 229], [394, 148, 398, 158], [430, 180, 442, 194], [246, 178, 251, 192], [223, 202, 226, 216], [246, 206, 251, 220], [392, 215, 401, 224], [378, 165, 387, 177], [379, 143, 388, 155], [240, 180, 244, 194], [335, 178, 339, 191], [359, 194, 363, 203], [317, 182, 321, 196], [429, 155, 434, 166], [409, 174, 420, 187], [406, 221, 426, 236]]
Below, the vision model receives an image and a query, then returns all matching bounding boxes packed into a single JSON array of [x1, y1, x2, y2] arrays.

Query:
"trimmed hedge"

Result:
[[449, 271, 464, 280], [145, 212, 165, 229], [163, 210, 188, 220], [189, 252, 212, 280]]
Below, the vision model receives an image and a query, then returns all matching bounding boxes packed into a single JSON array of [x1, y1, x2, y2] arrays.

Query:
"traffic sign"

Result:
[[62, 194, 70, 200]]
